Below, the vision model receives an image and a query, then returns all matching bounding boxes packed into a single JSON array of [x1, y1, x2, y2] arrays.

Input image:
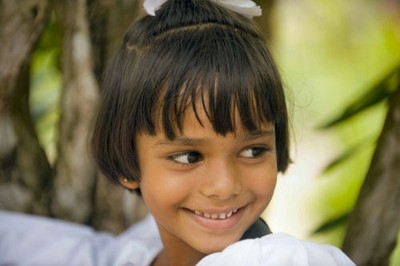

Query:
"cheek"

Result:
[[139, 168, 193, 209], [246, 164, 277, 200]]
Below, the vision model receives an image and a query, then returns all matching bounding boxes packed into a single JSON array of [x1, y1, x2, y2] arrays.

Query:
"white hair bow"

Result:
[[143, 0, 262, 19]]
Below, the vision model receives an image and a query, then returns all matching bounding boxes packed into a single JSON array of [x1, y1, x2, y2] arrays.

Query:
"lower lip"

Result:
[[185, 207, 245, 231]]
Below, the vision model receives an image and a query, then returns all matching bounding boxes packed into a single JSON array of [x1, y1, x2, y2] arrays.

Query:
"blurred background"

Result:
[[264, 0, 400, 264], [266, 0, 396, 237], [0, 0, 399, 265]]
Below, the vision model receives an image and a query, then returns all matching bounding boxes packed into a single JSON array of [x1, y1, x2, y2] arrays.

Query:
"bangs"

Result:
[[133, 24, 285, 139]]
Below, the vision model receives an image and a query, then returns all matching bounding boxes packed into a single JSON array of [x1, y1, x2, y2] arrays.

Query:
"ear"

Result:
[[119, 176, 140, 190]]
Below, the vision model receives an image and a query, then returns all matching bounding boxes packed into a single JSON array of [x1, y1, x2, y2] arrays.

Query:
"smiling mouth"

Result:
[[192, 209, 239, 220]]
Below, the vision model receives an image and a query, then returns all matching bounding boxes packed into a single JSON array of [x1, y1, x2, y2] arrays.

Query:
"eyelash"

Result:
[[169, 152, 202, 165], [240, 146, 269, 158], [168, 146, 270, 166]]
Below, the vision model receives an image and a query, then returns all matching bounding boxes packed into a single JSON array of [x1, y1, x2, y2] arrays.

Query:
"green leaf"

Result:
[[321, 137, 376, 174], [319, 64, 400, 129], [312, 213, 350, 234]]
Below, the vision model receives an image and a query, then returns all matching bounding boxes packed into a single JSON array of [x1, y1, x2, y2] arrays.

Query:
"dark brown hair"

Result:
[[91, 0, 290, 187]]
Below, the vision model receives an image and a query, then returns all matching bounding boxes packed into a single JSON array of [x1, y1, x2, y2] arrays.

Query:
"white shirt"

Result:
[[0, 211, 162, 266], [197, 233, 355, 266], [0, 211, 354, 265]]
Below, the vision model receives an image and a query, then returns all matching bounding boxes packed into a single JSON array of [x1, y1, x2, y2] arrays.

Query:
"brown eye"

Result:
[[240, 147, 267, 158], [172, 152, 201, 164]]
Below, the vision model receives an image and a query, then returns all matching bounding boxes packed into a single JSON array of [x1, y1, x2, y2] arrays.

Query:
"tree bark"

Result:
[[342, 81, 400, 265], [0, 0, 51, 215], [50, 0, 147, 231], [50, 0, 100, 223]]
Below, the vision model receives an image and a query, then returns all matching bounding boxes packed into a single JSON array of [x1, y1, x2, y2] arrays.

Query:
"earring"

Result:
[[119, 176, 139, 189]]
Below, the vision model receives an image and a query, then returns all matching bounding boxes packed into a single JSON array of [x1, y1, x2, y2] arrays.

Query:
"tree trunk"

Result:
[[342, 81, 400, 265], [0, 0, 51, 215], [50, 0, 147, 231], [50, 0, 100, 223]]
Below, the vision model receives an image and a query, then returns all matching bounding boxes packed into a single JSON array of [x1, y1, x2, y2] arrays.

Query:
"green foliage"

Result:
[[318, 62, 400, 174], [313, 213, 350, 234], [320, 63, 400, 129], [30, 14, 63, 163], [320, 136, 376, 173], [313, 61, 400, 236], [271, 1, 400, 250], [312, 62, 400, 265]]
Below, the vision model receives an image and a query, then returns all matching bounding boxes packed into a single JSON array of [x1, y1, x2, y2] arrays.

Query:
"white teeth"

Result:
[[211, 213, 219, 219], [193, 208, 239, 220]]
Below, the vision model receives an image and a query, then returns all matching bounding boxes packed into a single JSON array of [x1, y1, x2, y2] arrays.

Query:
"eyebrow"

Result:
[[241, 129, 275, 142], [155, 129, 275, 147], [155, 137, 208, 147]]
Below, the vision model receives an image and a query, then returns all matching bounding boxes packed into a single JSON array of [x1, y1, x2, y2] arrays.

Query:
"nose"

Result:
[[200, 158, 242, 200]]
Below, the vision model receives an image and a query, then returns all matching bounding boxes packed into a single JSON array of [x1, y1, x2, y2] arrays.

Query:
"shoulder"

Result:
[[114, 214, 163, 266], [0, 211, 106, 265], [0, 211, 161, 266], [198, 233, 355, 266]]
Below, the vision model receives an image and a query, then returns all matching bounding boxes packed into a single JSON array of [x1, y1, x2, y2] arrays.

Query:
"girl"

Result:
[[0, 0, 355, 265], [90, 0, 353, 265], [92, 0, 288, 264]]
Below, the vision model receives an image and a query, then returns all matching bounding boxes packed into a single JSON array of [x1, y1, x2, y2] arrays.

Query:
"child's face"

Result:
[[131, 104, 277, 255]]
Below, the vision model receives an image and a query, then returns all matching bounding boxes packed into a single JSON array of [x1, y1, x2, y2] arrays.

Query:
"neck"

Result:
[[153, 228, 206, 266], [153, 248, 205, 266]]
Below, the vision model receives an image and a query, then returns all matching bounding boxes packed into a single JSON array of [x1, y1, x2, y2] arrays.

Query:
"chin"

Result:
[[194, 236, 240, 255]]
